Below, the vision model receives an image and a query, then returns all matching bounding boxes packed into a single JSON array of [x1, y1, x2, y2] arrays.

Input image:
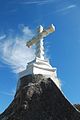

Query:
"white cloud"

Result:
[[21, 25, 34, 36], [67, 5, 76, 9], [21, 0, 53, 5], [0, 25, 35, 73], [56, 5, 76, 12], [0, 35, 6, 40]]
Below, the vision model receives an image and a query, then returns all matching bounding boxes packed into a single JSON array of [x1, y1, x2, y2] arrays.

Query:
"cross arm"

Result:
[[26, 24, 55, 48]]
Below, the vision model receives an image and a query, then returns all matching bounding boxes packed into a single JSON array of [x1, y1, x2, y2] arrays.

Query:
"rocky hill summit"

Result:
[[0, 74, 80, 120]]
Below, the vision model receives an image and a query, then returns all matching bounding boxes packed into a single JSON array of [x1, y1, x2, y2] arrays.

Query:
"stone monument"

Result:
[[18, 24, 60, 89], [0, 25, 80, 120]]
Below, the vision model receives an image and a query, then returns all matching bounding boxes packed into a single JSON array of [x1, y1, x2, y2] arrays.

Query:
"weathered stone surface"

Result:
[[74, 104, 80, 111], [0, 74, 80, 120]]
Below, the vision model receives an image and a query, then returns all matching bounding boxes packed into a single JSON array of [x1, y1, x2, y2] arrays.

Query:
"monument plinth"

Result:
[[19, 57, 57, 79], [19, 24, 60, 89]]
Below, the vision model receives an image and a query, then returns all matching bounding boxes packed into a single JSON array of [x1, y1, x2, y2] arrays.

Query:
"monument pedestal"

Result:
[[19, 57, 57, 79], [19, 57, 60, 89]]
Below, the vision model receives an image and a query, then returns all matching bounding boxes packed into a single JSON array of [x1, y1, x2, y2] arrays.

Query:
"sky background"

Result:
[[0, 0, 80, 113]]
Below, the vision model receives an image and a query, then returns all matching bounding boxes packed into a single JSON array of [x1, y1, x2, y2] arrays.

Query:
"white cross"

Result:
[[26, 24, 55, 60]]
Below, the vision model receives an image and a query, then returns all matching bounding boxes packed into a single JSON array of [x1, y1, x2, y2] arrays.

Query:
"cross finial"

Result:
[[37, 25, 43, 33], [26, 24, 55, 60]]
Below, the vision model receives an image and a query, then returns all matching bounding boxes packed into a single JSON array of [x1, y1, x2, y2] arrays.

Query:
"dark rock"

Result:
[[74, 104, 80, 111], [0, 74, 80, 120]]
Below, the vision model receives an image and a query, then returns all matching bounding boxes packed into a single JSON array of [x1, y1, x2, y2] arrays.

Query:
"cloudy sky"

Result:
[[0, 0, 80, 113]]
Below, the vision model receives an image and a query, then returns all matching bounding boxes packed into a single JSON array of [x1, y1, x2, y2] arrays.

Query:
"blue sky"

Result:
[[0, 0, 80, 113]]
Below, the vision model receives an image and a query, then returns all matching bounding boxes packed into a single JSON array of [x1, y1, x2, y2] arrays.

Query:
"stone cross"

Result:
[[26, 24, 55, 60]]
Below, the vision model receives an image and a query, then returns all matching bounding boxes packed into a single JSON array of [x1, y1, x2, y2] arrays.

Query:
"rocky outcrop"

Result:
[[0, 74, 80, 120], [74, 104, 80, 111]]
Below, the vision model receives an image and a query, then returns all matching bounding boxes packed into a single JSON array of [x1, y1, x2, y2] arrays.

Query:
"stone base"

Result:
[[18, 57, 61, 89], [19, 57, 57, 80]]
